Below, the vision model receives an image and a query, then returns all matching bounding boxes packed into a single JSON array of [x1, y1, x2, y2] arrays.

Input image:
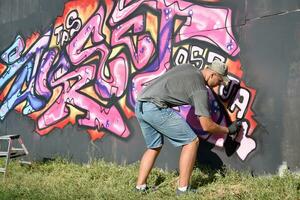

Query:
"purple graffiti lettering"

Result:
[[35, 48, 58, 99], [111, 15, 155, 70]]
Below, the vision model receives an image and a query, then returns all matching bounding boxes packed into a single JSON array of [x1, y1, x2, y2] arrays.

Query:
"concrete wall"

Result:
[[0, 0, 299, 174]]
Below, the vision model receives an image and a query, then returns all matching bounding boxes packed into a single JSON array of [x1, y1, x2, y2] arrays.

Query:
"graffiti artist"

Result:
[[134, 60, 242, 195]]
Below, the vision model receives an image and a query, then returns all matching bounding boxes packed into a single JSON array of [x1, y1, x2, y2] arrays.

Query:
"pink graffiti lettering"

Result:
[[37, 63, 129, 137], [0, 0, 257, 160]]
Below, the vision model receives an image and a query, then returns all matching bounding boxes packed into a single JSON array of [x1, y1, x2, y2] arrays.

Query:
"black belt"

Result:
[[138, 101, 169, 114]]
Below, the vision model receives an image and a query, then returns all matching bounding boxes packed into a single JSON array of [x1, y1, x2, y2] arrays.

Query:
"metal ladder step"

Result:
[[0, 152, 9, 156], [11, 148, 24, 151], [0, 135, 20, 140], [10, 153, 26, 159], [0, 134, 29, 177]]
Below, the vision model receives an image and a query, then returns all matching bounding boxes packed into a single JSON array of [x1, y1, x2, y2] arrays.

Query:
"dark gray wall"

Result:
[[0, 0, 299, 174]]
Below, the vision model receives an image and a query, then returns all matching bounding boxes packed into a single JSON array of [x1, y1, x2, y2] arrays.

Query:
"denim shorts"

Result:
[[135, 101, 197, 148]]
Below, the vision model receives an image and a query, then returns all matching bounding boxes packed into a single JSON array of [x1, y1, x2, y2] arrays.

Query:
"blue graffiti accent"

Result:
[[0, 31, 51, 120], [144, 20, 173, 73], [0, 59, 46, 119], [0, 60, 32, 119], [96, 79, 111, 98], [0, 35, 25, 65]]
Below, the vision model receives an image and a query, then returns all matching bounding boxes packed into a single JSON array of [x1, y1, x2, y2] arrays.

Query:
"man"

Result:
[[134, 60, 241, 195]]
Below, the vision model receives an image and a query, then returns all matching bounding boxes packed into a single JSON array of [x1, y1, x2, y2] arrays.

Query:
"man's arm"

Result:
[[199, 116, 229, 134]]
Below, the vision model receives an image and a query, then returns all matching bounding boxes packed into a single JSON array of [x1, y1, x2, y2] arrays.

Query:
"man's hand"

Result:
[[228, 120, 243, 135]]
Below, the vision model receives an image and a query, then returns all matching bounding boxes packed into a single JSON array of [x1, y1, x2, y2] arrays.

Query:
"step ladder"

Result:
[[0, 135, 29, 177]]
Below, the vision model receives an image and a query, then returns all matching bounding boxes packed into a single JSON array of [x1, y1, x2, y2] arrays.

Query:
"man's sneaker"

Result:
[[135, 186, 159, 194], [176, 187, 197, 196], [134, 186, 149, 193]]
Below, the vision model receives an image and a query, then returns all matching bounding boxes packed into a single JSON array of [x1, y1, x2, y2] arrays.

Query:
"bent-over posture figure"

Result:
[[135, 60, 241, 195]]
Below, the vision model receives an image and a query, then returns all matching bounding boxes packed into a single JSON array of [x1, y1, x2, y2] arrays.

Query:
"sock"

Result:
[[136, 184, 147, 190], [177, 186, 188, 192]]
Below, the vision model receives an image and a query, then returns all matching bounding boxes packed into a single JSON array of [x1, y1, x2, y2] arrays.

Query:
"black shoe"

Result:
[[176, 187, 197, 196]]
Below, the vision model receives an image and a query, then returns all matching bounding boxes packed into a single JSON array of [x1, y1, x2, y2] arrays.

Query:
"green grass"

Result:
[[0, 159, 300, 200]]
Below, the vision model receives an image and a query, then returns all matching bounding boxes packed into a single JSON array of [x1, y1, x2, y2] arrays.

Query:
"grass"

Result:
[[0, 159, 300, 200]]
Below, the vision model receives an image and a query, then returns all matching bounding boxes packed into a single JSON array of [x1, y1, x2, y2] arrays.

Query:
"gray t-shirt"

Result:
[[137, 64, 210, 117]]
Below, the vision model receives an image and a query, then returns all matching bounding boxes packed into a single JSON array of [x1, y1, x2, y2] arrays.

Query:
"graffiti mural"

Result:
[[0, 0, 257, 160]]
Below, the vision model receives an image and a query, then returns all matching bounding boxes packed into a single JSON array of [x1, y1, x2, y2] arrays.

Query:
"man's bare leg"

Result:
[[178, 137, 199, 188], [136, 147, 162, 186]]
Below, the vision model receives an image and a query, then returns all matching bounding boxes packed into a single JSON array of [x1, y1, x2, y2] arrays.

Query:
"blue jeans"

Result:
[[135, 101, 197, 148]]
